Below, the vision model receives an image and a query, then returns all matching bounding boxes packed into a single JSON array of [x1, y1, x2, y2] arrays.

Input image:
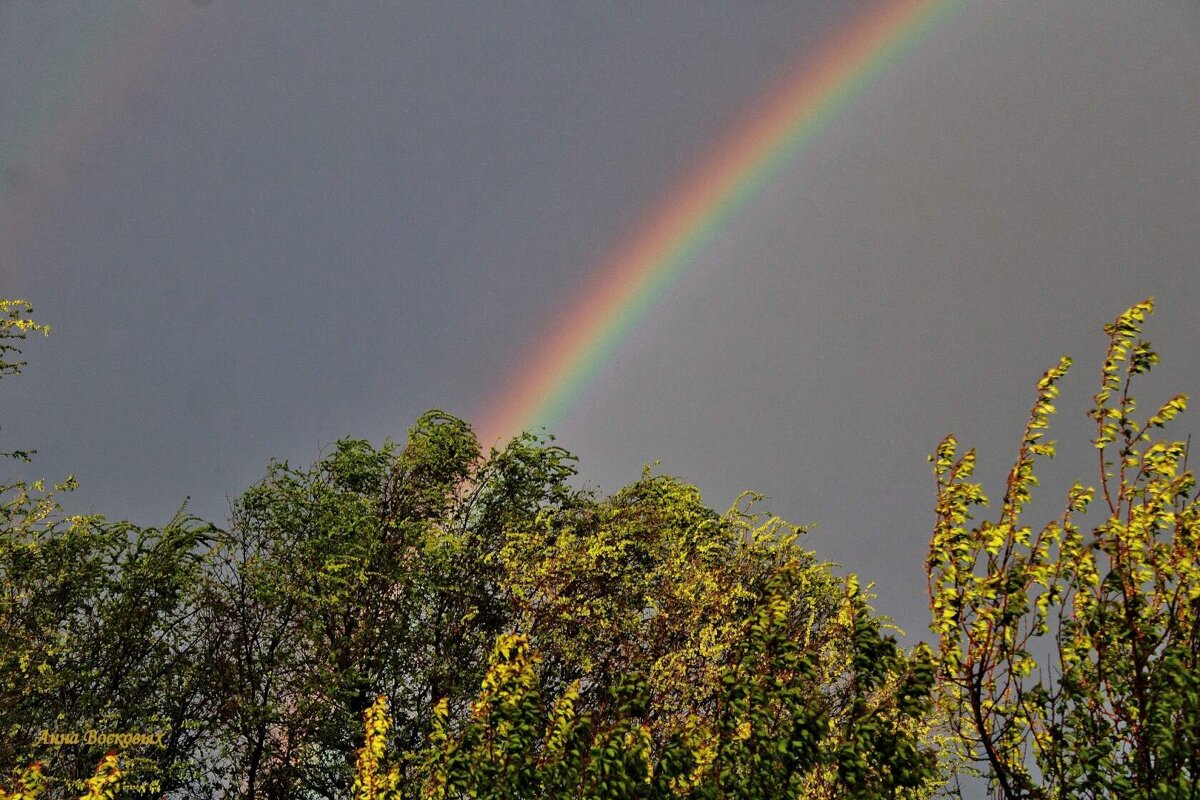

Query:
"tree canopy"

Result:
[[2, 297, 1196, 799], [927, 298, 1198, 799]]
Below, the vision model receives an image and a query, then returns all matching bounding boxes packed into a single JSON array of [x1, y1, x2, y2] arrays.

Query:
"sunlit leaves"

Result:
[[926, 299, 1199, 799], [404, 565, 940, 799], [0, 301, 50, 462]]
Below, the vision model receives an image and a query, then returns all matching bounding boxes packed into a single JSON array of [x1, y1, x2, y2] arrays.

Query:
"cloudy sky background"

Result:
[[2, 0, 1198, 641]]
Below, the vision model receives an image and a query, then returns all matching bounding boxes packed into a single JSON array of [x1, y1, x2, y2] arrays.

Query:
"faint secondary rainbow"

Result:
[[477, 0, 964, 446], [1, 1, 189, 278]]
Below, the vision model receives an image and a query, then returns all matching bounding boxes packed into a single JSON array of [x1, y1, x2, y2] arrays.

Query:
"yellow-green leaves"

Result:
[[0, 300, 50, 360], [77, 752, 120, 800], [1004, 356, 1072, 522], [1, 300, 51, 462], [353, 697, 402, 800], [927, 299, 1199, 800], [0, 762, 45, 800], [412, 563, 939, 799], [0, 753, 131, 800], [497, 469, 842, 740]]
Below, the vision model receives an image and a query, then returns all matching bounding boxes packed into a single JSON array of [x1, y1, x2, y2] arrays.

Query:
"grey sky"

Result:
[[2, 0, 1198, 650]]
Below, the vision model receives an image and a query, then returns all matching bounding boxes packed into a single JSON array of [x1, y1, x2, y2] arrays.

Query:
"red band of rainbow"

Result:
[[477, 0, 965, 447]]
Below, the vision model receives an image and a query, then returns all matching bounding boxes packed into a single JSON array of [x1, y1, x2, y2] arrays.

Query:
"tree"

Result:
[[0, 300, 50, 463], [498, 472, 846, 728], [1, 296, 945, 798], [1, 301, 215, 798], [0, 751, 122, 800], [202, 413, 585, 798], [927, 299, 1199, 799], [393, 563, 939, 799], [203, 411, 939, 798], [1, 506, 215, 795]]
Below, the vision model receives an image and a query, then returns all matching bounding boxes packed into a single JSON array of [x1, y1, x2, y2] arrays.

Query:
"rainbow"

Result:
[[477, 0, 965, 447], [1, 2, 188, 276]]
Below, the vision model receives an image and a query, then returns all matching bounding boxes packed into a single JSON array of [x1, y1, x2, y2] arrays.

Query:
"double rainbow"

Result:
[[1, 1, 965, 447]]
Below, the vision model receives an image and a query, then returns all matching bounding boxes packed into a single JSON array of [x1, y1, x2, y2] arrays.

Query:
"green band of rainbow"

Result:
[[478, 0, 965, 446]]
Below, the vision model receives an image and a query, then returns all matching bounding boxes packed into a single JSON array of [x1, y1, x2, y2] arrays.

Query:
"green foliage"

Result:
[[0, 300, 50, 462], [0, 303, 215, 797], [400, 563, 939, 799], [499, 472, 846, 732], [0, 752, 123, 800], [0, 487, 216, 793], [202, 409, 921, 799], [351, 697, 402, 800], [203, 413, 587, 798], [1, 296, 944, 798], [927, 298, 1199, 799], [0, 761, 46, 800], [77, 751, 121, 800]]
